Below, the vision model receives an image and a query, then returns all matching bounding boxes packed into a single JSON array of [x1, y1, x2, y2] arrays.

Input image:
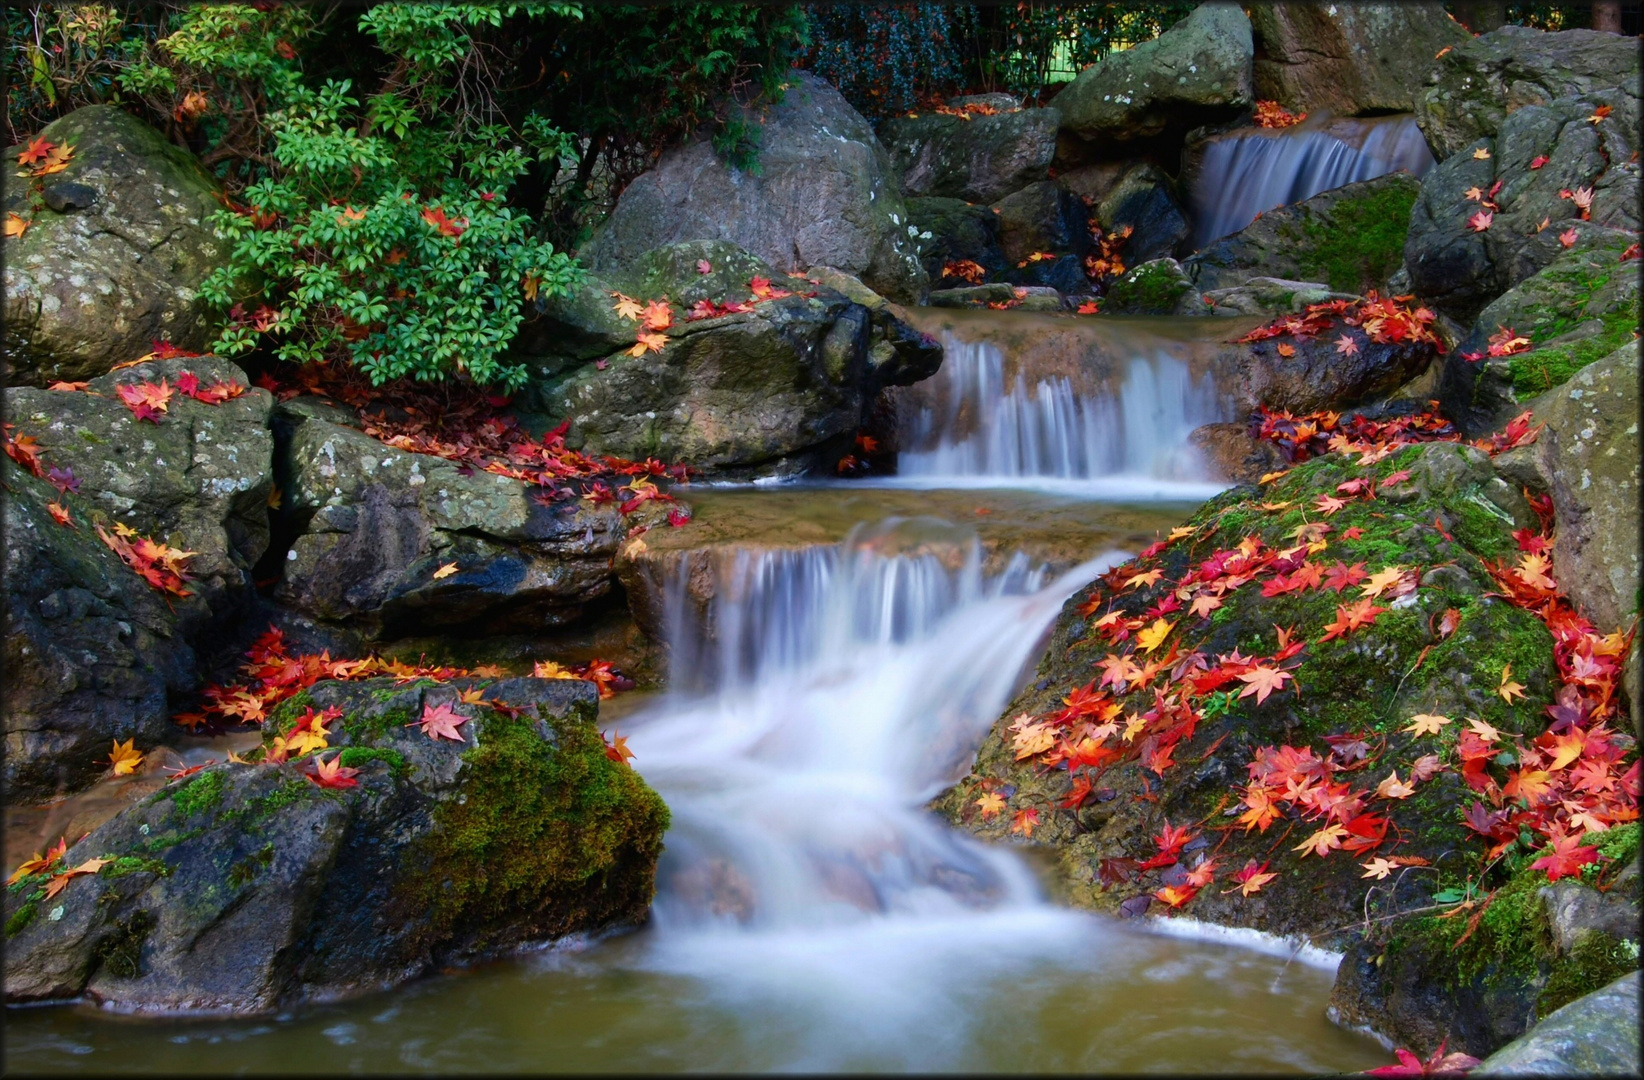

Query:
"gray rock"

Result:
[[927, 283, 1023, 308], [1201, 277, 1356, 316], [1474, 971, 1640, 1077], [2, 457, 204, 801], [1416, 25, 1642, 162], [1250, 3, 1471, 117], [1407, 88, 1640, 324], [2, 677, 669, 1014], [3, 106, 227, 387], [1055, 3, 1254, 145], [1104, 258, 1201, 315], [992, 180, 1089, 266], [275, 414, 641, 638], [879, 107, 1060, 204], [906, 196, 1008, 284], [3, 356, 274, 618], [1186, 172, 1422, 294], [580, 72, 927, 303], [1188, 421, 1287, 484], [1094, 163, 1189, 264], [1539, 878, 1641, 959]]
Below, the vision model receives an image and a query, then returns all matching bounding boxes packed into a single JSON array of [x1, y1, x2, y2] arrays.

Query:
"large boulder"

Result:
[[579, 72, 927, 303], [1094, 163, 1189, 264], [1436, 228, 1639, 435], [1250, 3, 1471, 117], [3, 454, 204, 802], [1415, 25, 1642, 163], [878, 107, 1061, 204], [1474, 972, 1641, 1077], [274, 404, 649, 640], [4, 356, 275, 619], [3, 106, 226, 387], [529, 242, 941, 472], [905, 196, 1008, 285], [991, 181, 1090, 267], [1406, 87, 1640, 325], [1103, 258, 1201, 315], [2, 677, 669, 1013], [1054, 4, 1254, 148], [1185, 172, 1422, 295]]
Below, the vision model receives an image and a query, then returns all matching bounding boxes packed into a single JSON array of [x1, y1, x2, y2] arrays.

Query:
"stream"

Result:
[[5, 313, 1393, 1073]]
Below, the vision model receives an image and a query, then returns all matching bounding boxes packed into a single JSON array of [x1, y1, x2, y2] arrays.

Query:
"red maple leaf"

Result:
[[411, 700, 470, 741], [1529, 834, 1599, 882]]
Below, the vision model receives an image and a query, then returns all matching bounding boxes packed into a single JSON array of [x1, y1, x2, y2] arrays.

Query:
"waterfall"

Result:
[[896, 332, 1224, 491], [1189, 114, 1434, 248]]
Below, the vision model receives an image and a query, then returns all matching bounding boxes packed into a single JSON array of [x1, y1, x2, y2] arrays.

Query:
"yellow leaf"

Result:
[[1136, 618, 1174, 654], [628, 331, 667, 357], [975, 791, 1006, 817], [432, 561, 459, 580], [108, 738, 144, 775], [1259, 469, 1290, 484], [610, 292, 644, 321], [4, 212, 28, 238], [1403, 713, 1453, 737], [1361, 857, 1397, 880], [1375, 771, 1415, 799], [1473, 147, 1491, 160], [1497, 664, 1527, 704]]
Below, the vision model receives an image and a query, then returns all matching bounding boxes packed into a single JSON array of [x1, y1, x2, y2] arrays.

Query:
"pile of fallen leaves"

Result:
[[5, 135, 77, 239], [941, 259, 987, 285], [1084, 222, 1133, 284], [905, 99, 1016, 120], [1253, 100, 1308, 129], [252, 359, 688, 514], [1254, 405, 1539, 464], [971, 412, 1635, 918], [1240, 292, 1446, 355], [174, 626, 634, 737]]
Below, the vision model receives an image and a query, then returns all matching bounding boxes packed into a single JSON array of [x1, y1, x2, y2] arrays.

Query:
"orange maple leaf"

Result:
[[1237, 665, 1294, 704]]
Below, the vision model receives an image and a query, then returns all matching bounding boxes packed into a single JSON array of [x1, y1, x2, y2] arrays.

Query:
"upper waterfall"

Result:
[[1188, 114, 1434, 248]]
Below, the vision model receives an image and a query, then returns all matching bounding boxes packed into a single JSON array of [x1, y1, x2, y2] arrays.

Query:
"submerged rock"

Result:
[[1250, 2, 1470, 118], [2, 677, 669, 1014], [579, 72, 926, 303], [1055, 3, 1254, 148], [878, 107, 1061, 204], [1415, 25, 1642, 163], [3, 106, 227, 387]]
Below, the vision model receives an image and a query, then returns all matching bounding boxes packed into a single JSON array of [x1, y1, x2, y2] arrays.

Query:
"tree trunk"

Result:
[[1592, 1, 1623, 33], [1448, 2, 1507, 33]]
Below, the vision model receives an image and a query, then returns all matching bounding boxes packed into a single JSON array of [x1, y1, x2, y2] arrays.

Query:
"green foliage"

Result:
[[199, 57, 581, 388]]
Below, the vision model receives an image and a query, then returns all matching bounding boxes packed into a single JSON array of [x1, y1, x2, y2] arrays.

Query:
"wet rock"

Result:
[[3, 457, 204, 801], [1104, 258, 1200, 315], [1406, 86, 1640, 325], [1228, 322, 1438, 415], [1185, 172, 1422, 295], [1437, 230, 1640, 435], [2, 678, 668, 1014], [520, 242, 940, 473], [1188, 421, 1287, 484], [3, 106, 227, 387], [275, 411, 644, 639], [1415, 25, 1642, 162], [4, 356, 275, 619], [1250, 3, 1470, 117], [878, 107, 1061, 204], [905, 196, 1008, 284], [1055, 3, 1254, 148], [1201, 277, 1356, 317], [1473, 971, 1641, 1077], [927, 283, 1024, 308], [1540, 874, 1641, 958], [1094, 163, 1189, 264], [580, 72, 927, 303], [991, 181, 1090, 267]]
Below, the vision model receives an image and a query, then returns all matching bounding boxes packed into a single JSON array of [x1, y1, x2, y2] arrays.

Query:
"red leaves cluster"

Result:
[[96, 522, 195, 598], [1241, 293, 1443, 353], [1253, 100, 1307, 128], [251, 362, 688, 511], [1255, 406, 1463, 464], [941, 259, 987, 285]]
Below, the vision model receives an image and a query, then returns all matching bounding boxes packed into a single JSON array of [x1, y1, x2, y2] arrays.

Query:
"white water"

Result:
[[893, 332, 1227, 500], [617, 526, 1137, 1064], [1190, 114, 1434, 248]]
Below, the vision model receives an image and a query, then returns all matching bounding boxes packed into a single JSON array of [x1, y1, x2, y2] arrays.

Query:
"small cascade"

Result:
[[896, 332, 1223, 487], [629, 524, 1120, 936], [1190, 113, 1434, 248]]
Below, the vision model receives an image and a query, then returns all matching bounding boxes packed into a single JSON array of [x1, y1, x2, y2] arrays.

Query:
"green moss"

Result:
[[1596, 823, 1640, 864], [99, 856, 171, 879], [170, 770, 225, 818], [1109, 263, 1192, 314], [6, 897, 41, 938], [413, 705, 670, 937], [1412, 862, 1551, 990], [1510, 303, 1639, 397], [91, 910, 153, 980], [228, 777, 319, 825], [338, 745, 408, 776], [342, 704, 416, 742], [1541, 931, 1641, 1014], [264, 692, 315, 738], [1295, 181, 1418, 293], [228, 844, 275, 888]]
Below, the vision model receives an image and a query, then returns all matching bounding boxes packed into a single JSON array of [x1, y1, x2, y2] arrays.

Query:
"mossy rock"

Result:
[[2, 676, 668, 1014], [939, 441, 1562, 949], [1104, 258, 1198, 316]]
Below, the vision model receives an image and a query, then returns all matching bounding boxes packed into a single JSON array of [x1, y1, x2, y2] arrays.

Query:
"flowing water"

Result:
[[5, 313, 1393, 1072], [1189, 113, 1434, 248]]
